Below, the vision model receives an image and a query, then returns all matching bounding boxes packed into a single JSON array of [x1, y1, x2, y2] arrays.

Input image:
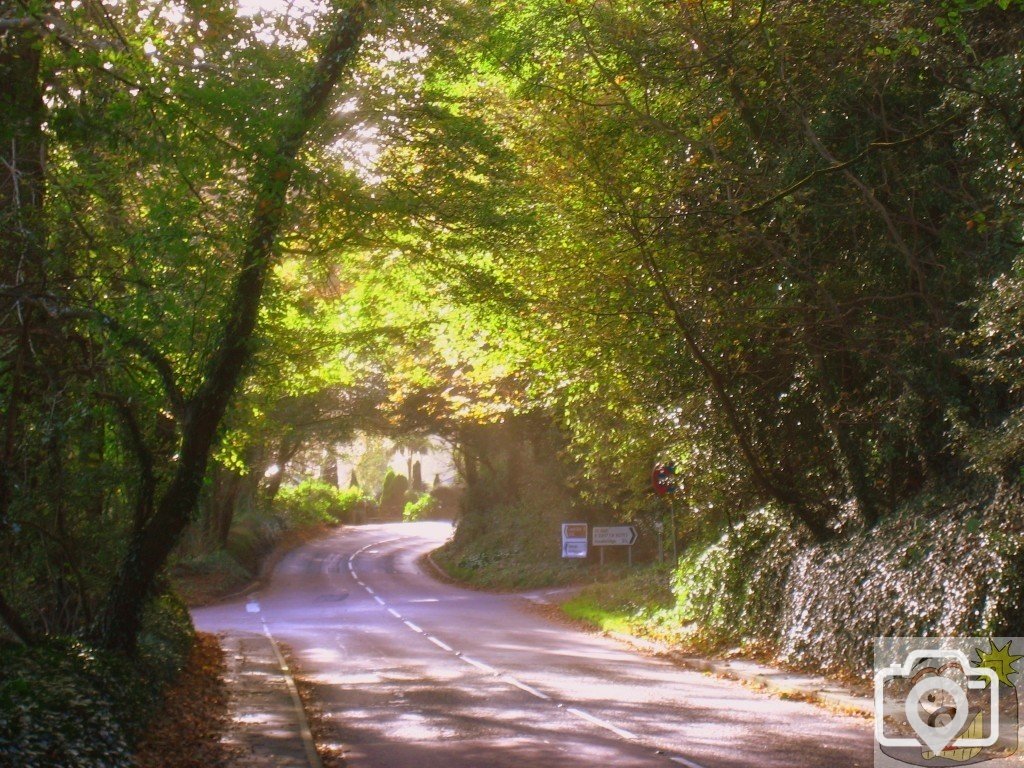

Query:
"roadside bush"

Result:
[[0, 640, 135, 768], [173, 549, 250, 581], [0, 593, 195, 768], [672, 507, 798, 649], [671, 481, 1024, 678], [276, 480, 366, 527], [378, 470, 409, 520], [403, 493, 440, 522]]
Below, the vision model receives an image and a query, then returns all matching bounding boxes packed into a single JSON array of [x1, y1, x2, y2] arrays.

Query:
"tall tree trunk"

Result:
[[0, 12, 47, 522], [93, 1, 375, 654], [0, 13, 46, 283], [263, 436, 299, 508], [638, 245, 833, 543], [209, 466, 244, 549]]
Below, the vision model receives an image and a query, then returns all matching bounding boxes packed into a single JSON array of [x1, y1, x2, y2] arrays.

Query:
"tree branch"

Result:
[[741, 113, 963, 216]]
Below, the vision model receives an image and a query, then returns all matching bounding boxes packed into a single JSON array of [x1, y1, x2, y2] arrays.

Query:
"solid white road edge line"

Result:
[[260, 615, 323, 768]]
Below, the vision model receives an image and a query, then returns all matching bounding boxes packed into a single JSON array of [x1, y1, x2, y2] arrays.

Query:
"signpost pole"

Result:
[[669, 497, 677, 564], [599, 546, 605, 567], [627, 544, 632, 567]]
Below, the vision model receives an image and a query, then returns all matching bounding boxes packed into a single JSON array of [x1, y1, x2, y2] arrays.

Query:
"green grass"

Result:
[[432, 544, 610, 589], [559, 565, 693, 644]]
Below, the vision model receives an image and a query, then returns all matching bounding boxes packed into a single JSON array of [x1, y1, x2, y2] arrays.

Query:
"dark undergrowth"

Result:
[[0, 594, 195, 768]]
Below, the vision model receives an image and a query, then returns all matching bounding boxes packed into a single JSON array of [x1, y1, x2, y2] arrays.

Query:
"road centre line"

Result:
[[427, 636, 454, 652], [669, 756, 709, 768], [459, 654, 498, 674], [348, 537, 708, 768], [566, 707, 638, 741], [502, 675, 550, 700]]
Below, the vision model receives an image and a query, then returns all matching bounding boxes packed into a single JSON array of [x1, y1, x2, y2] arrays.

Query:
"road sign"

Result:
[[652, 462, 677, 496], [592, 525, 638, 547], [561, 523, 588, 558]]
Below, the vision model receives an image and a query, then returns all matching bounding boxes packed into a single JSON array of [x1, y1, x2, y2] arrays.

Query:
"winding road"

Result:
[[193, 522, 872, 768]]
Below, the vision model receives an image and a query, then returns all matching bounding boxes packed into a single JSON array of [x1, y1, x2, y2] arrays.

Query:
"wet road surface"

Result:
[[193, 522, 872, 768]]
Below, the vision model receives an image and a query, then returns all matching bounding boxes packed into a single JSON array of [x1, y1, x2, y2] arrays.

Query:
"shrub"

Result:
[[403, 493, 440, 522], [672, 507, 797, 650], [275, 480, 366, 527], [670, 481, 1024, 678], [378, 470, 409, 520]]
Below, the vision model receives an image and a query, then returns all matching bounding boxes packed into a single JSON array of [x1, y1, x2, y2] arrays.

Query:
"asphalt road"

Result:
[[193, 522, 872, 768]]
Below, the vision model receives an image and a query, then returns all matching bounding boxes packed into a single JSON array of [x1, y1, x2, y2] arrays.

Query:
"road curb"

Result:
[[605, 631, 873, 718], [423, 549, 453, 582]]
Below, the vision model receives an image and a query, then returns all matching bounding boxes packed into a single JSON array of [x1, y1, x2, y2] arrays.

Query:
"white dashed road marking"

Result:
[[427, 636, 454, 652], [566, 707, 638, 740], [346, 536, 709, 768]]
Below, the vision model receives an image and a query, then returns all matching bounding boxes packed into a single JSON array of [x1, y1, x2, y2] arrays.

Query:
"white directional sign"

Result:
[[561, 523, 588, 558], [592, 525, 638, 547]]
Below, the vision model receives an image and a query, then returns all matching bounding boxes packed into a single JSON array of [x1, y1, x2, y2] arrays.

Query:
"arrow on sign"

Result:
[[591, 526, 638, 546]]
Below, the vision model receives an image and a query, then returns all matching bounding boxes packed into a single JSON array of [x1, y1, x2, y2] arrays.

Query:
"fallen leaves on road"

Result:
[[134, 632, 235, 768]]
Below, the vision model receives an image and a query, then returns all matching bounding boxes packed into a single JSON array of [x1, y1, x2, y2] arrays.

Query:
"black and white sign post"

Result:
[[592, 525, 638, 566]]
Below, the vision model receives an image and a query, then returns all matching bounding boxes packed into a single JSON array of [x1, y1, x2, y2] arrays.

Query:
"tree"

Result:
[[0, 0, 379, 651]]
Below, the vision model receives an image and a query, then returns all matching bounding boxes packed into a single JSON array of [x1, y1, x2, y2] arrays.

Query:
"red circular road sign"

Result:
[[651, 462, 677, 496]]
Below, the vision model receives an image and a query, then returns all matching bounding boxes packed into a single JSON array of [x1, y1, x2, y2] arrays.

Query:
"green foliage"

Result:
[[378, 470, 410, 520], [4, 0, 1024, 704], [275, 481, 367, 528], [0, 594, 194, 768], [672, 508, 800, 650], [368, 0, 1024, 548], [0, 641, 135, 768], [668, 483, 1024, 677], [403, 492, 440, 522], [435, 501, 586, 589]]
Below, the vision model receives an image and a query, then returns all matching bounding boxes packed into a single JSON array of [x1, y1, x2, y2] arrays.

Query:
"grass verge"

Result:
[[557, 565, 693, 645]]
